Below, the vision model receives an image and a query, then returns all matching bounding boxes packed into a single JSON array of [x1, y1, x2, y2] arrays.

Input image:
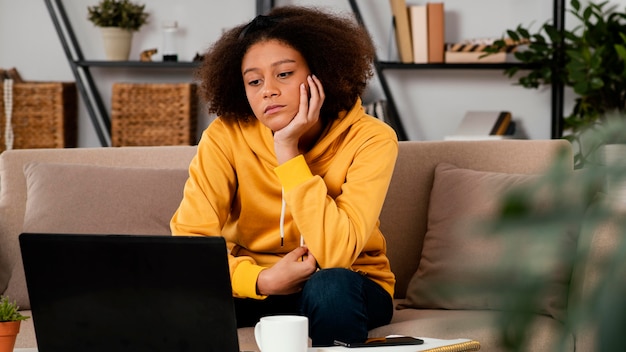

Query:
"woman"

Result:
[[171, 6, 398, 346]]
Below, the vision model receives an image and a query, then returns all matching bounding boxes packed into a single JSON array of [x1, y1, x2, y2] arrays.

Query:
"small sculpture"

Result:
[[139, 48, 158, 62], [193, 52, 204, 62]]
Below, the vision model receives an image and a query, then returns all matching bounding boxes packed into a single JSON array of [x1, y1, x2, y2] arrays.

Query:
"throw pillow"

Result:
[[5, 162, 189, 309], [21, 162, 189, 235], [398, 163, 577, 322]]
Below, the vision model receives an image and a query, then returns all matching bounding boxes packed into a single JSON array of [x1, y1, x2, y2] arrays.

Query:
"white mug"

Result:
[[254, 315, 308, 352]]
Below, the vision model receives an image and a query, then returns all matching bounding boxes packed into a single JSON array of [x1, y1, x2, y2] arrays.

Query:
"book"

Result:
[[444, 111, 513, 140], [374, 100, 389, 124], [363, 100, 390, 123], [505, 120, 516, 136], [490, 111, 513, 135], [389, 0, 414, 63], [426, 2, 445, 63], [409, 5, 428, 64]]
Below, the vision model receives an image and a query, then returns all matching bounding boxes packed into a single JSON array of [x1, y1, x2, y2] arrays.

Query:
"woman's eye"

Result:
[[278, 71, 293, 78], [248, 79, 261, 86]]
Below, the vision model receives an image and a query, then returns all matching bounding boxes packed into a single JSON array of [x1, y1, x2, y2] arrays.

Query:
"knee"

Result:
[[301, 268, 361, 308], [300, 269, 369, 346], [304, 268, 357, 294]]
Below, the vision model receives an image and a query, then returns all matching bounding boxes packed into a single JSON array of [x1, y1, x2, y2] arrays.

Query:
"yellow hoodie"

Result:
[[171, 99, 398, 299]]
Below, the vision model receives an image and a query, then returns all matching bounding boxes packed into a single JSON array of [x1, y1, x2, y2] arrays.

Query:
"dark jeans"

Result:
[[234, 268, 393, 346]]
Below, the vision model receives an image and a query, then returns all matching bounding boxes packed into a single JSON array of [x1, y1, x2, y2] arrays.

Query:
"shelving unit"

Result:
[[45, 0, 271, 147], [44, 0, 200, 146], [46, 0, 565, 145], [348, 0, 566, 141]]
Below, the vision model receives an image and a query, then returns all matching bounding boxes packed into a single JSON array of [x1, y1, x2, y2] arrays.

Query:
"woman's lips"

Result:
[[264, 105, 284, 114]]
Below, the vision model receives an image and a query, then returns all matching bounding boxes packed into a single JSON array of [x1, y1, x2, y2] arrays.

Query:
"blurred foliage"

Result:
[[484, 117, 626, 351]]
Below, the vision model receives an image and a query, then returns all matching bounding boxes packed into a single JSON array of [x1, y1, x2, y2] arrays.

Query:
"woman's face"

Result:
[[241, 39, 311, 132]]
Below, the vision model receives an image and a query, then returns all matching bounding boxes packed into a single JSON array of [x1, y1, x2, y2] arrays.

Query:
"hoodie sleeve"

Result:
[[274, 125, 398, 270], [170, 119, 268, 300], [274, 155, 314, 192]]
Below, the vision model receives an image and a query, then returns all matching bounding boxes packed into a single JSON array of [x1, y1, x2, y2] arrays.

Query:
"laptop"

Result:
[[19, 233, 240, 352]]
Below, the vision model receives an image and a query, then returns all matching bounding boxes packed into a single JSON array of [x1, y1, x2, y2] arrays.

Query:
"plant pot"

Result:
[[100, 27, 133, 61], [0, 321, 21, 352]]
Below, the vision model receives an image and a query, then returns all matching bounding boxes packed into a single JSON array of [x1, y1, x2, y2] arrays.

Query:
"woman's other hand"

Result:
[[256, 246, 317, 295]]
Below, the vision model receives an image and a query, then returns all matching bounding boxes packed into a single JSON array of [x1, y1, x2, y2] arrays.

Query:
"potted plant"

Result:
[[87, 0, 149, 61], [487, 0, 626, 167], [0, 296, 29, 352]]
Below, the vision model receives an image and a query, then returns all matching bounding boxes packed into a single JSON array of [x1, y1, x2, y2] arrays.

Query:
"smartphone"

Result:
[[334, 336, 424, 348]]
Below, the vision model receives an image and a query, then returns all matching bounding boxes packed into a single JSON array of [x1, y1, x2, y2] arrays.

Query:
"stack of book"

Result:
[[389, 0, 445, 64], [388, 1, 525, 64]]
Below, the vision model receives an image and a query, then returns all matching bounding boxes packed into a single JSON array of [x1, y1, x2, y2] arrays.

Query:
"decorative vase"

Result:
[[0, 321, 21, 352], [100, 27, 133, 61], [601, 144, 626, 212]]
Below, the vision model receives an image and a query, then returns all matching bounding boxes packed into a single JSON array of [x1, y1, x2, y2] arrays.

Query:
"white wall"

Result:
[[1, 0, 586, 146]]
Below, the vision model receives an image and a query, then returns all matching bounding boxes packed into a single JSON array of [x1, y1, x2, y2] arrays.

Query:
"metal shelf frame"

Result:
[[45, 0, 112, 146]]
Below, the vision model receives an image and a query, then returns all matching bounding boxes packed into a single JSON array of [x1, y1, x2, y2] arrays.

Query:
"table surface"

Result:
[[15, 337, 477, 352]]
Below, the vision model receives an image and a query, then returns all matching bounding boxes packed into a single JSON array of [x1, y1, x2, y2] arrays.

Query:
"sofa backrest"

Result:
[[380, 139, 572, 298], [0, 140, 572, 302], [0, 146, 198, 296]]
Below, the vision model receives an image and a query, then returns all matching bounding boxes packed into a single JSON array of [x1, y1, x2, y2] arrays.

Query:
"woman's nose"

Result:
[[263, 81, 279, 98]]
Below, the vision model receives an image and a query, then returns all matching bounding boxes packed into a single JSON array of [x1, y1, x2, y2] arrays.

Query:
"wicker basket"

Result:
[[111, 83, 197, 147], [0, 81, 77, 152]]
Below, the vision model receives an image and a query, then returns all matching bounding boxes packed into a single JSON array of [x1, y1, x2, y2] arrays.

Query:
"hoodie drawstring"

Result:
[[280, 188, 286, 247]]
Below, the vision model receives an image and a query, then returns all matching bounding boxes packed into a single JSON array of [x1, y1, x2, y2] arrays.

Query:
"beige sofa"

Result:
[[0, 140, 603, 351]]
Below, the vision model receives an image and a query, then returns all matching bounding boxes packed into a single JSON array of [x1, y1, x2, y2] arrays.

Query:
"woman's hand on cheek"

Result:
[[274, 75, 325, 164]]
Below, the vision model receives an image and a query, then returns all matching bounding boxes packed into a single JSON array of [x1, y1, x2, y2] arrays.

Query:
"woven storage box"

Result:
[[111, 83, 197, 147], [0, 81, 77, 152]]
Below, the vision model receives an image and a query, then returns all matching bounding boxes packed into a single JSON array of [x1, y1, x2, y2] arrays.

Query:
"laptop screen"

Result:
[[19, 233, 240, 352]]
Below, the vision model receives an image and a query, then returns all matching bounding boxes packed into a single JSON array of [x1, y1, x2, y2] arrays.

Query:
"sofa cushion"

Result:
[[399, 163, 576, 321], [4, 162, 189, 309]]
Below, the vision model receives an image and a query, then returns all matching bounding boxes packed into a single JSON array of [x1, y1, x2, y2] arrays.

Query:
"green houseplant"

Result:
[[87, 0, 148, 31], [482, 118, 626, 351], [87, 0, 149, 61], [0, 296, 29, 352], [487, 0, 626, 167]]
